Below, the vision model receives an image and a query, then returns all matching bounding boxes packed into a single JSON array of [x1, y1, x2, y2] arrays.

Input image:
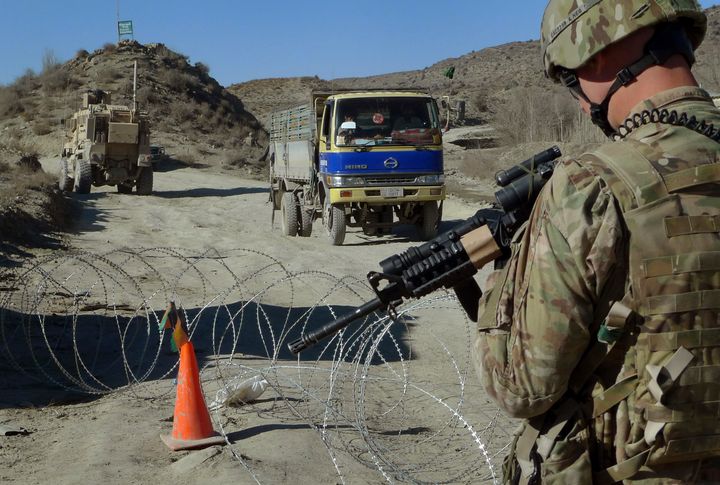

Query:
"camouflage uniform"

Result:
[[472, 0, 720, 483], [475, 86, 720, 484]]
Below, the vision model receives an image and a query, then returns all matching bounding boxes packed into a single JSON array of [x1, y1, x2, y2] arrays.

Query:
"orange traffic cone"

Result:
[[161, 340, 225, 451]]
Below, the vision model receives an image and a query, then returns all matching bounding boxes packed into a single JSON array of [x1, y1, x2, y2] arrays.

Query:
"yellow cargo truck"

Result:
[[269, 89, 445, 245]]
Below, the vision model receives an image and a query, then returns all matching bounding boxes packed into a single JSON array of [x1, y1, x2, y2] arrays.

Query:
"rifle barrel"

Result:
[[288, 298, 385, 354]]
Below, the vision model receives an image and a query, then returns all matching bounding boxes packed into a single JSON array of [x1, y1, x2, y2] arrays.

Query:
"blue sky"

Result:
[[1, 0, 717, 87]]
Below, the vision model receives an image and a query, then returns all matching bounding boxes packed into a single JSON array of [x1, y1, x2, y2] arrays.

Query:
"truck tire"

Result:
[[73, 159, 92, 194], [117, 183, 133, 194], [281, 192, 299, 237], [324, 198, 346, 245], [379, 207, 394, 235], [136, 167, 153, 195], [58, 159, 73, 192], [299, 207, 314, 237], [418, 201, 440, 241]]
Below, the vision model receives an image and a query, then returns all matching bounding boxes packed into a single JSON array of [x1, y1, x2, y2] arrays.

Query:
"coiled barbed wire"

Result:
[[0, 248, 512, 484]]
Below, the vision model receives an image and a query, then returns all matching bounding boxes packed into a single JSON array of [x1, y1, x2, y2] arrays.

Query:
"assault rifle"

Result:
[[288, 146, 562, 354]]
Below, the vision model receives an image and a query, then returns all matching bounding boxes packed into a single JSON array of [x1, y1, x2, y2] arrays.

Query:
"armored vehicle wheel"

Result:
[[299, 207, 314, 237], [58, 160, 73, 192], [73, 159, 92, 194], [136, 167, 153, 195], [281, 192, 299, 237], [418, 201, 440, 241], [117, 183, 133, 194], [323, 198, 346, 246]]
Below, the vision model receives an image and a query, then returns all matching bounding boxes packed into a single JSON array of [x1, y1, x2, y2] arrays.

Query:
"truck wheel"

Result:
[[73, 159, 92, 194], [58, 159, 73, 192], [299, 207, 314, 237], [117, 183, 133, 194], [418, 202, 440, 241], [324, 198, 346, 245], [281, 192, 299, 236], [136, 167, 153, 195]]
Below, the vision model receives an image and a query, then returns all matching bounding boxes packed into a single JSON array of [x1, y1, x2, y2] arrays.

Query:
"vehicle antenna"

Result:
[[133, 60, 137, 112]]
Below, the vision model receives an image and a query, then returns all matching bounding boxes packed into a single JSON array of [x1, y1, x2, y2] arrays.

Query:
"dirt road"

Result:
[[0, 161, 514, 485]]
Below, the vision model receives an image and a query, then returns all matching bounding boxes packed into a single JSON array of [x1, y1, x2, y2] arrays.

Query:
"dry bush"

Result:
[[194, 62, 210, 77], [161, 70, 197, 93], [178, 151, 197, 166], [42, 68, 78, 93], [167, 102, 195, 126], [97, 66, 121, 83], [156, 45, 189, 66], [0, 88, 26, 117], [14, 69, 38, 94], [4, 168, 54, 198], [155, 44, 172, 59], [16, 153, 41, 172], [567, 111, 607, 144], [473, 91, 490, 112], [136, 86, 158, 105], [103, 42, 117, 53], [489, 86, 605, 145], [75, 49, 90, 59], [208, 137, 225, 148], [5, 128, 39, 155], [42, 49, 60, 74], [222, 153, 247, 170], [32, 119, 54, 136]]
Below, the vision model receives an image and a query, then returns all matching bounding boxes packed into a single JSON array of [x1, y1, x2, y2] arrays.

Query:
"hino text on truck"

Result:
[[269, 89, 446, 245]]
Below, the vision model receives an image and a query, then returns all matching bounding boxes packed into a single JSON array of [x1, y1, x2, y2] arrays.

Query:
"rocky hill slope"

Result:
[[230, 6, 720, 125], [0, 41, 268, 172]]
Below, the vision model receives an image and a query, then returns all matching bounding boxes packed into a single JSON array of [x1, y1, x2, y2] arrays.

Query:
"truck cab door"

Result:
[[320, 101, 333, 152]]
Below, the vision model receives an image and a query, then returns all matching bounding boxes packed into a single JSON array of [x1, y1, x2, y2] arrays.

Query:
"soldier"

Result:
[[474, 1, 720, 483]]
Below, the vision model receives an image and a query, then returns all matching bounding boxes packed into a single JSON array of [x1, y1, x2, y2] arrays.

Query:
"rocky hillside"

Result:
[[0, 41, 268, 172], [230, 6, 720, 125]]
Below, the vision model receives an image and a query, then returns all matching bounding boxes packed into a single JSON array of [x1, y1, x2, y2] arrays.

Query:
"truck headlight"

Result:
[[415, 174, 445, 184], [327, 176, 365, 187]]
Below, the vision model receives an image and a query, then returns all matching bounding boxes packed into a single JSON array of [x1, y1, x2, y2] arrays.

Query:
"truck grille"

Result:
[[365, 176, 416, 185]]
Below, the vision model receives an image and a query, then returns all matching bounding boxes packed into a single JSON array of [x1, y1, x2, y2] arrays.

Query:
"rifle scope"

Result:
[[380, 146, 561, 277], [494, 146, 561, 187]]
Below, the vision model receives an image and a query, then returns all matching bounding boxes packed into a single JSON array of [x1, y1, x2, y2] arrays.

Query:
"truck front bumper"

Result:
[[328, 185, 445, 205]]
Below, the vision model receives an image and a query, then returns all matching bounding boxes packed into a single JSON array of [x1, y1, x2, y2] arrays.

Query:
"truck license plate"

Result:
[[381, 187, 404, 198]]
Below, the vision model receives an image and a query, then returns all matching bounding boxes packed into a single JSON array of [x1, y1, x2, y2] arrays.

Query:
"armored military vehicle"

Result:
[[59, 90, 153, 195]]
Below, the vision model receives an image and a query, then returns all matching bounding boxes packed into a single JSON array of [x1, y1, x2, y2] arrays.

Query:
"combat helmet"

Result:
[[541, 0, 707, 135]]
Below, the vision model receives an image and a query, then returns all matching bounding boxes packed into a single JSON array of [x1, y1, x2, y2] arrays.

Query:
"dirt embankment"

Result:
[[0, 40, 269, 176], [0, 156, 74, 264]]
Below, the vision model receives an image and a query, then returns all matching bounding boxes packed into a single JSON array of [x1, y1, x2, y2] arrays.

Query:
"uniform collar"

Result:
[[628, 86, 714, 117]]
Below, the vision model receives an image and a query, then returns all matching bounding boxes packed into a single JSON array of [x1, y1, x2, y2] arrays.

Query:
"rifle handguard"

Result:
[[460, 225, 504, 269]]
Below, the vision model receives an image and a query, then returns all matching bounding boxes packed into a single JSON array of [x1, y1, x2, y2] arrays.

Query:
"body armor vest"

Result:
[[581, 133, 720, 476]]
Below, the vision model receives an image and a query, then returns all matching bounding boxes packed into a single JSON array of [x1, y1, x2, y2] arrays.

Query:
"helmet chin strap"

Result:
[[579, 23, 696, 137]]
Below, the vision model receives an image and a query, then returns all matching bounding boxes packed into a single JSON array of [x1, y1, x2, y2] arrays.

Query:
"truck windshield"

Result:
[[335, 97, 440, 147]]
